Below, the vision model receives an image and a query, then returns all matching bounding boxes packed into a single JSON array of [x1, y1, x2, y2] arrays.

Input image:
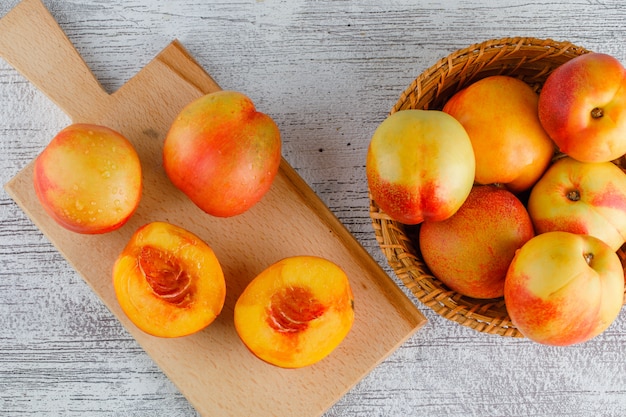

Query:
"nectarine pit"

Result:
[[267, 286, 326, 333], [138, 246, 192, 306]]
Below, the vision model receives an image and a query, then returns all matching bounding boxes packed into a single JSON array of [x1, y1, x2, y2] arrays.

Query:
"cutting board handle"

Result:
[[0, 0, 109, 122]]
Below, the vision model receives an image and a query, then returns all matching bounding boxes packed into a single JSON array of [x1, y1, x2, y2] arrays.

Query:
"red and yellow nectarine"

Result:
[[538, 52, 626, 163], [504, 231, 624, 346], [527, 156, 626, 250], [33, 123, 142, 234], [163, 90, 282, 217], [366, 109, 475, 225], [419, 185, 535, 299]]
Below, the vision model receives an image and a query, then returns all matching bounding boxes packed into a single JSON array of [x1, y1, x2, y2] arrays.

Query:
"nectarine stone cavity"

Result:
[[268, 286, 327, 333], [138, 246, 192, 306]]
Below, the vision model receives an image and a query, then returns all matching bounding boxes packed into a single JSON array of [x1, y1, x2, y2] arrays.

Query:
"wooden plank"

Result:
[[0, 1, 426, 416]]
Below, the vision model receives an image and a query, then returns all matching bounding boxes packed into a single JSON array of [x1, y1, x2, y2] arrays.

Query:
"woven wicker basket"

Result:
[[369, 37, 626, 338]]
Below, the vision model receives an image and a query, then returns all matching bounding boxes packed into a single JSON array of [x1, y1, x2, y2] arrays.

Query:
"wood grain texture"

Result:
[[1, 0, 626, 416]]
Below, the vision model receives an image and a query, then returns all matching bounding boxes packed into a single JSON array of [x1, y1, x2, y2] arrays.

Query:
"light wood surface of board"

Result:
[[1, 1, 626, 416]]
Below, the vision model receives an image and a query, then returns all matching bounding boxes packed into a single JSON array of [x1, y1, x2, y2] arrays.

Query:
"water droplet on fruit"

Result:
[[75, 201, 84, 211], [114, 199, 121, 206], [102, 171, 111, 178]]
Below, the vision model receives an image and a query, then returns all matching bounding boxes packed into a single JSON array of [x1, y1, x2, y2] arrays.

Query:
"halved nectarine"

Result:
[[234, 256, 355, 368], [112, 221, 226, 338]]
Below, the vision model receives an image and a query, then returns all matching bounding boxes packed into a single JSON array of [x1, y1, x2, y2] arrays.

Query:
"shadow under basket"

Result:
[[369, 37, 626, 338]]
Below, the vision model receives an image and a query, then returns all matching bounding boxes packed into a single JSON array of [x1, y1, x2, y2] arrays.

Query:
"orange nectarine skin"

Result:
[[33, 123, 142, 234], [443, 75, 555, 193], [163, 90, 281, 217], [419, 185, 535, 299], [113, 221, 226, 338], [234, 256, 354, 368]]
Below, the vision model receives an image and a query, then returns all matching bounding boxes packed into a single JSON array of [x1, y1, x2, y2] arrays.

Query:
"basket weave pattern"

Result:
[[369, 37, 626, 337]]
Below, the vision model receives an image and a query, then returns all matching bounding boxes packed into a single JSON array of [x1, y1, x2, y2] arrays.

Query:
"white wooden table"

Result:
[[1, 1, 625, 416]]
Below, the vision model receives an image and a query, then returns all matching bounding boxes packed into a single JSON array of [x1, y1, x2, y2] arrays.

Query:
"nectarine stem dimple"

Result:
[[584, 252, 594, 265], [567, 190, 581, 202], [138, 246, 192, 306], [267, 287, 326, 333], [591, 107, 604, 119]]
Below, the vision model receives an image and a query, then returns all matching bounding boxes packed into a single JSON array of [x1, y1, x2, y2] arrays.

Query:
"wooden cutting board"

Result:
[[0, 0, 427, 416]]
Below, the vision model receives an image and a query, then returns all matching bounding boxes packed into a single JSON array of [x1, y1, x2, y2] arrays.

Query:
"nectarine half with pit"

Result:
[[33, 123, 142, 234], [113, 221, 226, 338], [234, 256, 355, 368]]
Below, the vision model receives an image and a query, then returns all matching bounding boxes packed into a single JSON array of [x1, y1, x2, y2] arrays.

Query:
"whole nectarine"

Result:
[[504, 231, 624, 346], [538, 52, 626, 163], [419, 185, 535, 299], [163, 90, 281, 217], [443, 75, 555, 193], [33, 123, 142, 234], [527, 156, 626, 250], [366, 109, 475, 225]]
